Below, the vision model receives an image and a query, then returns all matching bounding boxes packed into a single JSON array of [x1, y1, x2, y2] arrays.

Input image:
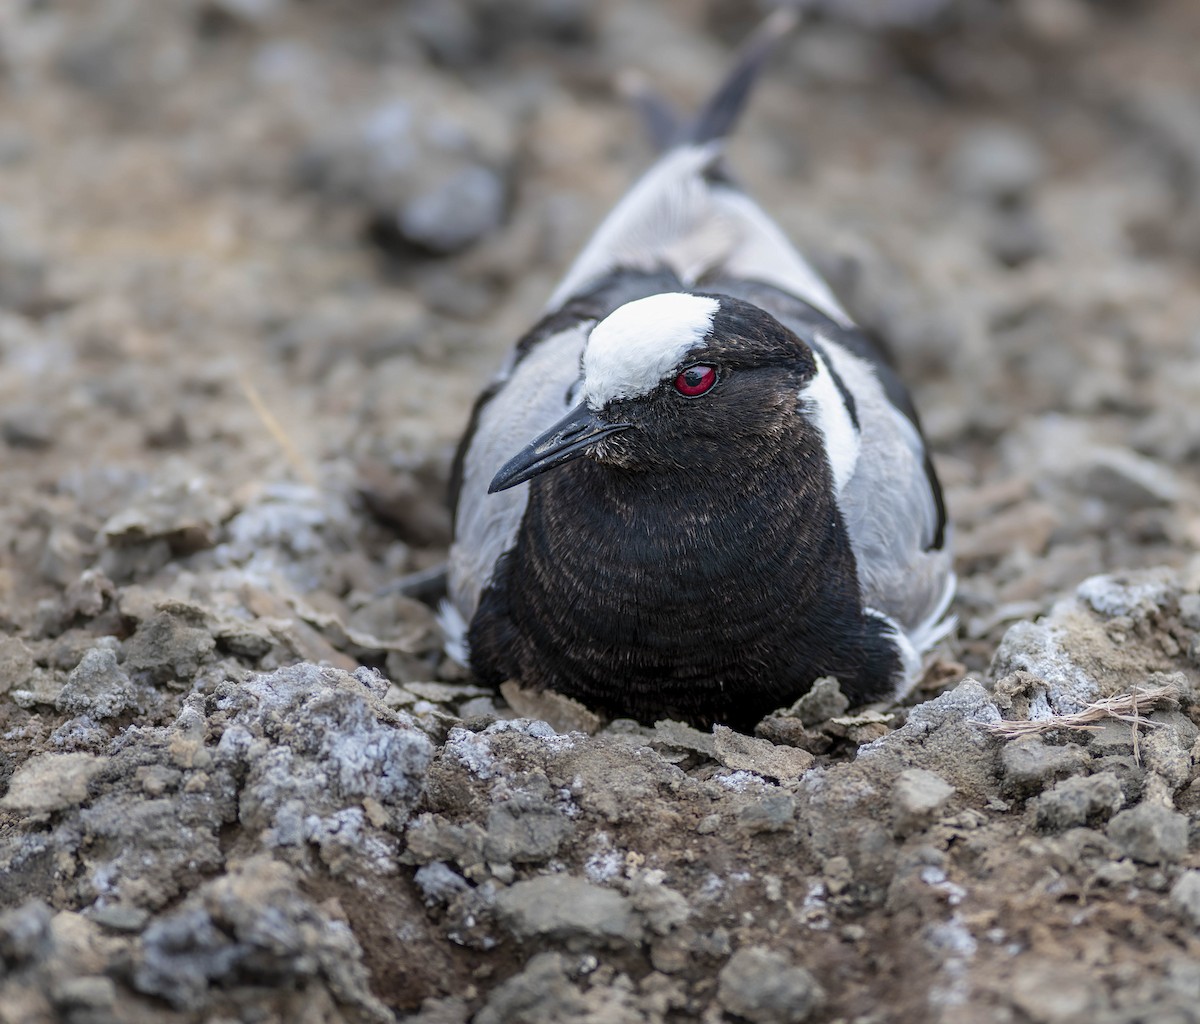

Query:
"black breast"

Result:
[[467, 429, 903, 730]]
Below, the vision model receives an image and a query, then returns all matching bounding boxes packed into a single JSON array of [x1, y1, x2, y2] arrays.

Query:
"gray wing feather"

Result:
[[819, 338, 953, 641], [725, 285, 952, 642], [448, 322, 590, 621]]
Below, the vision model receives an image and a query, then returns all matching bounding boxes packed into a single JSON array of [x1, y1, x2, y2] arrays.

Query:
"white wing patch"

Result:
[[905, 571, 958, 653], [799, 349, 860, 495], [864, 607, 924, 699], [583, 293, 719, 409], [812, 335, 954, 645], [866, 571, 958, 701], [437, 599, 470, 666]]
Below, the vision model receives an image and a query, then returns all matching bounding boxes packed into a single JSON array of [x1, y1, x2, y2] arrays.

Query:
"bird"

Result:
[[442, 12, 954, 730]]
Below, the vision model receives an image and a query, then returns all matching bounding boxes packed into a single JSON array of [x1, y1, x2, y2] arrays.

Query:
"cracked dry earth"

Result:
[[2, 1, 1200, 1023]]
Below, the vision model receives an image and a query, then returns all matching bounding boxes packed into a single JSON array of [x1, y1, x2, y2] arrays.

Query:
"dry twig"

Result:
[[237, 371, 319, 488], [988, 682, 1182, 756]]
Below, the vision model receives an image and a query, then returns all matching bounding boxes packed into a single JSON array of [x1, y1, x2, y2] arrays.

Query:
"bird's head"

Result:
[[488, 291, 830, 493]]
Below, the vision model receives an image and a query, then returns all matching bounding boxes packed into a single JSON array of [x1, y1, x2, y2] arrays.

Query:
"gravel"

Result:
[[0, 2, 1198, 1021], [948, 123, 1046, 203]]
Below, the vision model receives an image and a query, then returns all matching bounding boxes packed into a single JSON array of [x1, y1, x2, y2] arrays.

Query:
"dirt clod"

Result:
[[1169, 870, 1200, 929], [1033, 771, 1125, 831], [55, 647, 136, 720], [1105, 802, 1189, 865], [1001, 735, 1092, 796], [494, 875, 643, 947], [892, 767, 956, 835], [717, 946, 826, 1024]]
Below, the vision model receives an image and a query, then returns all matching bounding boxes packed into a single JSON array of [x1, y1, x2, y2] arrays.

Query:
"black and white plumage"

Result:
[[445, 14, 954, 729]]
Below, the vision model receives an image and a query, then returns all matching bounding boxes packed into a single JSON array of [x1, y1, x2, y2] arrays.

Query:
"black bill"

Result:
[[488, 403, 630, 493]]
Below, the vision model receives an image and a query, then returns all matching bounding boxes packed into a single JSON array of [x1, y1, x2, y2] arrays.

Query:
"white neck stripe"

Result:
[[802, 347, 860, 494]]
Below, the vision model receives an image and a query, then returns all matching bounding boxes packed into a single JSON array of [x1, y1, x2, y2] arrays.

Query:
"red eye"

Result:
[[674, 364, 717, 398]]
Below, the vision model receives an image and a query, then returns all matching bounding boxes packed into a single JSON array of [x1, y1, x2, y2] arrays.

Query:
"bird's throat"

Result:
[[467, 446, 899, 727]]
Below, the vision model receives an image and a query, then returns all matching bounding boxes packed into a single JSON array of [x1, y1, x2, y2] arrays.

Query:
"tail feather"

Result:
[[685, 8, 799, 145], [618, 9, 799, 151], [616, 70, 682, 151], [547, 8, 848, 324]]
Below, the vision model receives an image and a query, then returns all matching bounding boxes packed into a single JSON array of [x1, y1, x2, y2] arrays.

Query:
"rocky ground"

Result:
[[1, 1, 1200, 1022]]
